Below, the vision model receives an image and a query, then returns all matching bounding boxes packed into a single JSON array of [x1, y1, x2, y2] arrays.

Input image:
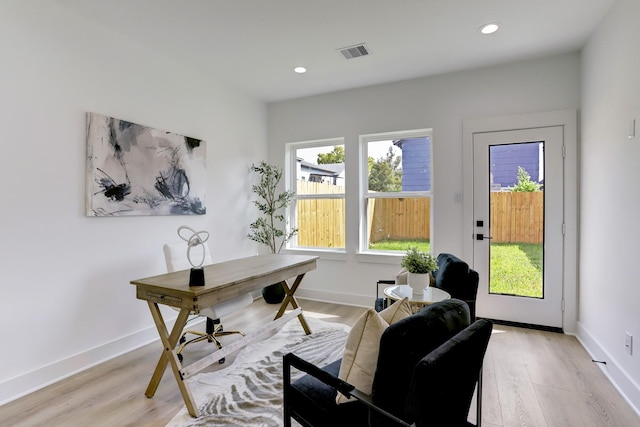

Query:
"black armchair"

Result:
[[283, 300, 493, 427], [375, 253, 479, 321]]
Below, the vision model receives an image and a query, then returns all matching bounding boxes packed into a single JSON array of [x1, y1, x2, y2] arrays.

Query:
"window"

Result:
[[360, 129, 433, 254], [286, 138, 346, 250]]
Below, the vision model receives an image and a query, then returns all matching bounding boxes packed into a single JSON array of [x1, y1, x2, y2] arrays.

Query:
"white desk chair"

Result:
[[163, 242, 253, 363]]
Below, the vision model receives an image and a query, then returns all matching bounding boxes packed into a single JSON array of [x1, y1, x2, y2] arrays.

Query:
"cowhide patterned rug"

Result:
[[166, 316, 350, 427]]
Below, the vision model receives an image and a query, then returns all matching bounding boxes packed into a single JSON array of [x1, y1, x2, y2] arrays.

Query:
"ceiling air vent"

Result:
[[337, 43, 370, 59]]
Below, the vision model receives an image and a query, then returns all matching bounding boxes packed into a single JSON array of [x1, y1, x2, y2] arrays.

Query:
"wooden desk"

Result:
[[130, 254, 317, 417]]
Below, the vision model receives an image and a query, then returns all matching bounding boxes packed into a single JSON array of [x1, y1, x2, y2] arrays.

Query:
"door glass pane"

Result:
[[488, 142, 544, 298]]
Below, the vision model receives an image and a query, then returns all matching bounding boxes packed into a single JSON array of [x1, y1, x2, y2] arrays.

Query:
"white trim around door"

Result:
[[462, 110, 578, 333]]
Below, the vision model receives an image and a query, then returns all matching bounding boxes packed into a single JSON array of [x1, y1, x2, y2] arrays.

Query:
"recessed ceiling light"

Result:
[[480, 23, 500, 35], [294, 66, 307, 74]]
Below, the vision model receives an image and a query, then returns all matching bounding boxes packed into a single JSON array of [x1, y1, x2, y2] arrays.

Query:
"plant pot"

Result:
[[262, 282, 285, 304], [408, 272, 430, 295]]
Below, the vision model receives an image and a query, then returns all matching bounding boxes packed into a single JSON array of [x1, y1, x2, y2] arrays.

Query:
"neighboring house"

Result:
[[490, 143, 541, 190], [395, 137, 540, 192], [394, 136, 432, 191], [297, 158, 345, 185]]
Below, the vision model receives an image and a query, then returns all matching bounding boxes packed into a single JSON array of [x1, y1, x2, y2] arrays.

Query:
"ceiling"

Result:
[[53, 0, 615, 103]]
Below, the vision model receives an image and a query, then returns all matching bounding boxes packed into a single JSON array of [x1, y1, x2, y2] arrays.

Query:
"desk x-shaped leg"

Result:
[[144, 302, 199, 417], [274, 273, 311, 335], [143, 272, 310, 418]]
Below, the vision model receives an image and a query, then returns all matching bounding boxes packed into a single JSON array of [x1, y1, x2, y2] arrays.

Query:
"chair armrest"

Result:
[[284, 352, 355, 396], [283, 353, 413, 427]]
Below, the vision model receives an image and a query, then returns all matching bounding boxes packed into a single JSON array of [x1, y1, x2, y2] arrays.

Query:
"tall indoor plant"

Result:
[[248, 161, 298, 303]]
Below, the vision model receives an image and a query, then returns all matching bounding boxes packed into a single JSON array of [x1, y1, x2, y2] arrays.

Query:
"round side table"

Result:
[[384, 285, 451, 313]]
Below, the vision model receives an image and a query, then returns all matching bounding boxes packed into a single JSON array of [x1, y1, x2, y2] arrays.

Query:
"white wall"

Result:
[[268, 53, 580, 305], [579, 0, 640, 412], [0, 2, 266, 403]]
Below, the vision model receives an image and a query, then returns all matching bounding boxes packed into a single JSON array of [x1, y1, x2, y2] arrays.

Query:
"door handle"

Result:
[[476, 233, 493, 241]]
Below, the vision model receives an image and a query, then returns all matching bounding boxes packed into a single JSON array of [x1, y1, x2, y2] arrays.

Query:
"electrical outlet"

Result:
[[625, 332, 633, 355]]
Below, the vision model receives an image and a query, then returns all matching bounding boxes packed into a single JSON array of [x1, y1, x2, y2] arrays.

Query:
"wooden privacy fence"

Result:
[[296, 198, 346, 248], [369, 198, 431, 242], [296, 181, 346, 248], [490, 191, 543, 243], [295, 181, 543, 246]]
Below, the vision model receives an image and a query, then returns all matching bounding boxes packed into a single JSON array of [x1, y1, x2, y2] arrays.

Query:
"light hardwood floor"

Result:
[[1, 299, 638, 426]]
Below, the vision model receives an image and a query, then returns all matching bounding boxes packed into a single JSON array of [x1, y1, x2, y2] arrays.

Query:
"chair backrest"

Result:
[[371, 299, 471, 424], [433, 253, 479, 320], [163, 241, 213, 273], [406, 319, 493, 427]]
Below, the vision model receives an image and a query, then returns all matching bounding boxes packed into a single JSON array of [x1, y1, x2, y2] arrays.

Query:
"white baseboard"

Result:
[[296, 288, 371, 308], [1, 295, 264, 406], [0, 316, 205, 407], [576, 321, 640, 417]]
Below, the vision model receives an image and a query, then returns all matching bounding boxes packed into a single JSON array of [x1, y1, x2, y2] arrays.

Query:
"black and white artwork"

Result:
[[86, 112, 206, 216]]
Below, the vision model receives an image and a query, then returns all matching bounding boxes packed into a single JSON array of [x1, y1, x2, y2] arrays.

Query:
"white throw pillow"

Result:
[[336, 298, 411, 404]]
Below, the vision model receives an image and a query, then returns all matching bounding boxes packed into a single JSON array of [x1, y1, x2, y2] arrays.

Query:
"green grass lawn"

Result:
[[369, 239, 542, 298], [490, 243, 542, 298], [369, 239, 431, 253]]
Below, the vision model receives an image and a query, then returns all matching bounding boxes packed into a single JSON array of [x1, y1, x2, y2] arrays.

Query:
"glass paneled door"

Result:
[[473, 127, 564, 328]]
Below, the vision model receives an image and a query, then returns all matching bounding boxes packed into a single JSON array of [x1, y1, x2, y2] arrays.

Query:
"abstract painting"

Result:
[[86, 112, 206, 216]]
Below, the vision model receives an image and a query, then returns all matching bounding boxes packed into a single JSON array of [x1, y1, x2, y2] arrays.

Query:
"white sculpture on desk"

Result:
[[177, 225, 210, 286]]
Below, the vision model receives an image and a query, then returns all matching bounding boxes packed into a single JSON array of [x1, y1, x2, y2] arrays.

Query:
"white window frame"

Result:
[[285, 137, 346, 254], [359, 128, 433, 255]]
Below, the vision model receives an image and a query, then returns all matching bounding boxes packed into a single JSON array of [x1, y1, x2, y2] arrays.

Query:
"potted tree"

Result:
[[401, 247, 438, 295], [248, 161, 298, 303]]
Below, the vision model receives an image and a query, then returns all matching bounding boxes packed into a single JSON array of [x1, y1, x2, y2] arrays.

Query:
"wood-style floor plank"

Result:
[[485, 324, 639, 427], [0, 300, 638, 427], [478, 348, 505, 426]]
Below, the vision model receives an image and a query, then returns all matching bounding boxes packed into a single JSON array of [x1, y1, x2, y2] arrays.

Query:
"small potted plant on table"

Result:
[[401, 247, 438, 295]]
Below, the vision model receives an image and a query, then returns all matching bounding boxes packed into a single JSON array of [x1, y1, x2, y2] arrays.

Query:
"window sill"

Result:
[[281, 247, 347, 261], [281, 248, 404, 265], [356, 251, 403, 265]]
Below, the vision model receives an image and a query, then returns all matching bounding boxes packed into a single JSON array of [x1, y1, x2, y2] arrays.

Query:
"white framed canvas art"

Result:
[[86, 112, 206, 216]]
